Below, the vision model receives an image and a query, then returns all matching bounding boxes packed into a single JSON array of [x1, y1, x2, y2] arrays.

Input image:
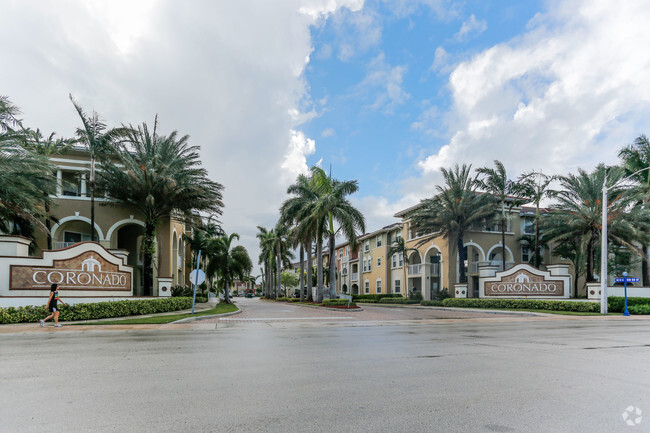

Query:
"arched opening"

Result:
[[342, 284, 348, 293], [426, 250, 442, 300], [407, 251, 422, 296], [52, 219, 100, 250], [171, 234, 179, 286], [351, 283, 359, 295]]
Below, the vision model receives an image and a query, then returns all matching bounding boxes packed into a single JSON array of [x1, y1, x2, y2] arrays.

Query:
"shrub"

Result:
[[421, 300, 444, 307], [409, 291, 423, 301], [432, 288, 450, 301], [378, 298, 419, 304], [441, 298, 600, 312], [171, 285, 193, 297], [0, 297, 193, 324], [194, 296, 208, 304], [352, 294, 403, 301], [607, 297, 650, 313], [322, 299, 356, 307], [628, 304, 650, 314]]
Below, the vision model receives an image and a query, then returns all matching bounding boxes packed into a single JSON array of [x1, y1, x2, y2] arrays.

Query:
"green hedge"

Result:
[[607, 297, 650, 313], [441, 298, 600, 312], [277, 297, 300, 302], [352, 294, 403, 301], [322, 299, 357, 307], [628, 304, 650, 314], [420, 300, 444, 307], [0, 297, 193, 324], [378, 298, 419, 304]]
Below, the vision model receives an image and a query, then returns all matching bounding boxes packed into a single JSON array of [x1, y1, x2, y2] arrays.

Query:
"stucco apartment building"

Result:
[[33, 148, 193, 296], [334, 202, 566, 300]]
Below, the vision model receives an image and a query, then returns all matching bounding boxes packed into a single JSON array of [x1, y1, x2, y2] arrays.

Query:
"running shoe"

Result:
[[39, 320, 44, 327], [54, 324, 62, 327]]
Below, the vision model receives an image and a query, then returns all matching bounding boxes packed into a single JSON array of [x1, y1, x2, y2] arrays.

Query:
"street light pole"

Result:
[[600, 180, 608, 314], [600, 166, 650, 314]]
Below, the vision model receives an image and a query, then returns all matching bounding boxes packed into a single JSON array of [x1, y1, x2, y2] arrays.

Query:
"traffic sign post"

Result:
[[190, 250, 206, 314], [614, 272, 640, 317]]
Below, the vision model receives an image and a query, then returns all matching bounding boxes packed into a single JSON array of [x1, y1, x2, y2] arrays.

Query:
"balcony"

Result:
[[468, 261, 515, 274], [54, 241, 78, 249], [408, 264, 421, 275]]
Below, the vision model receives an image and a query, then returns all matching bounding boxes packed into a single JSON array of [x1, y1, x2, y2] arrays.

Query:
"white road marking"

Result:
[[220, 317, 354, 321]]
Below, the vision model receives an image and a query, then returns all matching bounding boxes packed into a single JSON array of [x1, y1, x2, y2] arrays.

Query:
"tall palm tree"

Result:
[[387, 236, 418, 295], [269, 222, 294, 298], [98, 117, 224, 295], [69, 95, 130, 242], [206, 233, 252, 304], [409, 164, 494, 285], [257, 226, 275, 298], [618, 134, 650, 286], [280, 172, 321, 301], [518, 170, 556, 268], [543, 165, 650, 285], [476, 160, 524, 270], [0, 98, 55, 235], [23, 129, 73, 249]]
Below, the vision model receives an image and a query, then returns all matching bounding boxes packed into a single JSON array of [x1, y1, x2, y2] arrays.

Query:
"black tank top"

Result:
[[49, 291, 59, 308]]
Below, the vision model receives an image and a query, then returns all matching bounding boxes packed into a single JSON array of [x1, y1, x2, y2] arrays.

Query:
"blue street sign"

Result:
[[615, 277, 640, 283]]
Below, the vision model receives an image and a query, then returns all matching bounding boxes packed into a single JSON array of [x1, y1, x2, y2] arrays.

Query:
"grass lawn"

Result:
[[81, 302, 239, 325]]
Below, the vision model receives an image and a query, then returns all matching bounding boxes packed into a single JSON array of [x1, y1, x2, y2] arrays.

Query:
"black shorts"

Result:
[[48, 306, 57, 312]]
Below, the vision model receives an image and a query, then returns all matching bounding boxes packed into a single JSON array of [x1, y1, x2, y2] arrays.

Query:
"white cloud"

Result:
[[281, 129, 316, 181], [454, 14, 487, 41], [322, 128, 336, 137], [0, 0, 358, 275], [357, 52, 410, 114], [417, 0, 650, 184]]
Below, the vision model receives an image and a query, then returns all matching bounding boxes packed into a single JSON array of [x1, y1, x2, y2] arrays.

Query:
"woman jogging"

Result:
[[40, 283, 67, 327]]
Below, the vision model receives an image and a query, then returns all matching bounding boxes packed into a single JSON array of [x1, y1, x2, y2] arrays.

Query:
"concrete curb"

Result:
[[261, 299, 364, 312], [357, 302, 545, 317], [171, 308, 242, 324]]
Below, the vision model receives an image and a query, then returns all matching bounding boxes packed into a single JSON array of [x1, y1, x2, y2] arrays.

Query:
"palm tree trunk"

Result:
[[276, 246, 281, 299], [458, 234, 467, 284], [316, 237, 323, 303], [90, 156, 95, 242], [534, 205, 540, 268], [306, 240, 313, 302], [329, 232, 336, 299], [224, 274, 230, 304], [299, 244, 305, 302], [501, 213, 506, 271], [586, 237, 595, 282], [642, 245, 649, 287], [45, 201, 52, 250], [143, 222, 156, 296]]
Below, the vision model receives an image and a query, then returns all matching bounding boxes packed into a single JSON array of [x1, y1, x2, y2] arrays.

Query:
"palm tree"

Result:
[[476, 160, 524, 270], [310, 167, 365, 299], [23, 129, 73, 249], [0, 98, 56, 235], [618, 135, 650, 286], [518, 171, 556, 268], [69, 95, 130, 242], [280, 172, 322, 301], [270, 222, 294, 298], [543, 165, 650, 285], [387, 236, 418, 296], [98, 117, 224, 295], [206, 233, 252, 304], [257, 226, 275, 298], [409, 164, 494, 285]]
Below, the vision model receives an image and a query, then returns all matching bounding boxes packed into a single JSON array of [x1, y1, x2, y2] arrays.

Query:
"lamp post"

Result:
[[600, 167, 650, 314]]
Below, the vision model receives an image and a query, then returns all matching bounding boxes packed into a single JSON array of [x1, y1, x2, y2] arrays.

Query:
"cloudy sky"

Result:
[[3, 0, 650, 274]]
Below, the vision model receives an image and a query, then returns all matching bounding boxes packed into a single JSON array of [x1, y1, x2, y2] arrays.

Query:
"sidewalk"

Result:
[[0, 297, 238, 334]]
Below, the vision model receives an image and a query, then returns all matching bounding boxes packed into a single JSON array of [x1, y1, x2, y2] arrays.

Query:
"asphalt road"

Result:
[[2, 299, 649, 433]]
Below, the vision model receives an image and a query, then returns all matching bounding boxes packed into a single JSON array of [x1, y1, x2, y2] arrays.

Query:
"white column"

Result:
[[81, 173, 87, 196], [56, 170, 62, 195], [601, 183, 608, 314]]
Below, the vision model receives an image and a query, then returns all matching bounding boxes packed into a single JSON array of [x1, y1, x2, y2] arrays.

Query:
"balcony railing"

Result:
[[54, 242, 78, 249], [468, 261, 515, 273], [408, 264, 421, 275]]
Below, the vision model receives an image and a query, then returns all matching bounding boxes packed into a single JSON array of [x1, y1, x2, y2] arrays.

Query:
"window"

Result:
[[364, 240, 370, 252], [377, 257, 381, 267], [61, 171, 82, 197], [399, 253, 403, 267], [521, 245, 530, 263], [394, 280, 401, 293], [392, 254, 397, 268], [523, 218, 535, 234], [376, 235, 382, 247], [63, 231, 93, 244], [363, 258, 372, 272], [376, 279, 382, 294], [365, 280, 370, 294]]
